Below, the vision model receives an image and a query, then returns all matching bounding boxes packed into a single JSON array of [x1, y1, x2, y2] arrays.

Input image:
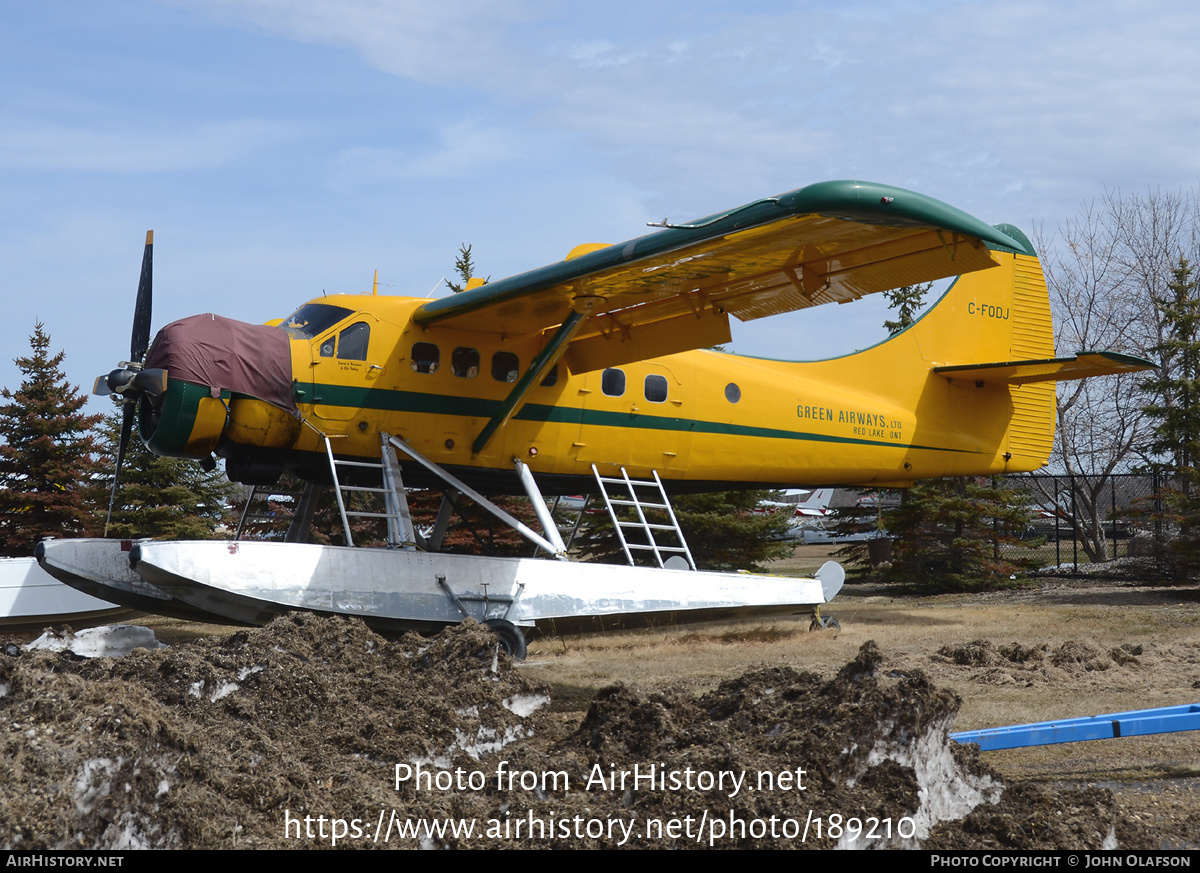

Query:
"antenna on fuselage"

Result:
[[373, 270, 378, 296]]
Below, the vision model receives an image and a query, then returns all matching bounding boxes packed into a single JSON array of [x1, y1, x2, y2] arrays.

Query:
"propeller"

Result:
[[98, 231, 158, 534]]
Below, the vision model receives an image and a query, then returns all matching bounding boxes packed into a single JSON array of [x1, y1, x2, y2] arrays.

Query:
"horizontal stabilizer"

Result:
[[934, 351, 1155, 385]]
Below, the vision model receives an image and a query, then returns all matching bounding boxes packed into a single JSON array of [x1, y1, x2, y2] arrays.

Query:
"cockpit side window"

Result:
[[338, 322, 370, 361], [282, 303, 354, 339], [411, 342, 440, 374]]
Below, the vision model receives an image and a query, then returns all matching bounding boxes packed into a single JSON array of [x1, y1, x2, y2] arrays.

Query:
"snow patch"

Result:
[[1037, 557, 1142, 576], [28, 625, 165, 658], [74, 758, 118, 815], [209, 681, 240, 702], [502, 693, 550, 718], [454, 725, 530, 760], [838, 715, 1001, 849], [187, 667, 261, 702], [98, 809, 177, 850]]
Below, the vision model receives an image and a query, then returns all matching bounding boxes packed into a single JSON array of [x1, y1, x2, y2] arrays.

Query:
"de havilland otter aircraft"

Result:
[[38, 180, 1150, 655]]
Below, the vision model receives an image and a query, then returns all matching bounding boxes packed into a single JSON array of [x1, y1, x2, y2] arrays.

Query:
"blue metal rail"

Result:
[[951, 703, 1200, 751]]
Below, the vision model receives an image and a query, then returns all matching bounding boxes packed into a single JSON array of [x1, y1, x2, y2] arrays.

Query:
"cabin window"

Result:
[[725, 382, 741, 403], [319, 338, 335, 358], [452, 347, 480, 378], [491, 351, 519, 383], [338, 322, 370, 361], [644, 374, 668, 403], [540, 363, 559, 387], [411, 342, 440, 374], [601, 368, 625, 397]]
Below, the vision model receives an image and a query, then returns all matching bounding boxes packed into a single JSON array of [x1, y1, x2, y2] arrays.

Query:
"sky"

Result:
[[3, 0, 1200, 411]]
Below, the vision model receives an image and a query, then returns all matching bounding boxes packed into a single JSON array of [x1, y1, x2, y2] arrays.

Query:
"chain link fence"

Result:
[[1000, 472, 1166, 576]]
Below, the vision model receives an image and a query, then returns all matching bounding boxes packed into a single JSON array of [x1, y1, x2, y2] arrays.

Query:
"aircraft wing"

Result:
[[413, 180, 1032, 371]]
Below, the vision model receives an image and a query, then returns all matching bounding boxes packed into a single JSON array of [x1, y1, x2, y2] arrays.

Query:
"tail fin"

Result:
[[926, 230, 1058, 468], [796, 487, 834, 514], [898, 225, 1152, 474]]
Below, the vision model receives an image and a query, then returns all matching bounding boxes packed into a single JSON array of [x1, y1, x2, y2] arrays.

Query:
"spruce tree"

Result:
[[882, 283, 931, 334], [1140, 257, 1200, 571], [875, 282, 934, 544], [0, 323, 103, 555], [445, 243, 486, 293], [877, 283, 1044, 587], [671, 490, 792, 571], [883, 476, 1039, 589], [95, 410, 238, 540]]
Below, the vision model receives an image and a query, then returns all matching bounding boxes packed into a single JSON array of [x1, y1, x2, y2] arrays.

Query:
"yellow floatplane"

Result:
[[38, 181, 1150, 655]]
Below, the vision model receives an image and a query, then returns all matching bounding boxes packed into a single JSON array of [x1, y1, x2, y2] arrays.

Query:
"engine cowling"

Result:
[[137, 378, 230, 460]]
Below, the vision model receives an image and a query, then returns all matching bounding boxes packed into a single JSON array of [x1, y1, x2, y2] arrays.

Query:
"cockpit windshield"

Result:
[[281, 303, 354, 339]]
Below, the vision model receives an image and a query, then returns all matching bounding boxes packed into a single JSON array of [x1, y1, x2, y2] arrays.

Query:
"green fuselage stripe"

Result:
[[295, 381, 981, 455]]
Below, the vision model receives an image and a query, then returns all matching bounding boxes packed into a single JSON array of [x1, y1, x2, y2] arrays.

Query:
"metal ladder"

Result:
[[591, 465, 696, 570], [322, 433, 417, 549], [235, 483, 296, 541], [235, 481, 322, 543]]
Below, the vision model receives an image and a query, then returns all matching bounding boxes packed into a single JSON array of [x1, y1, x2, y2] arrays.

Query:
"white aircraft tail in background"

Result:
[[794, 488, 834, 518]]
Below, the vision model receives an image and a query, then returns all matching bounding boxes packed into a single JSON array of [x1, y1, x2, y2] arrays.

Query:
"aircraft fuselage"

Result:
[[142, 247, 1057, 493]]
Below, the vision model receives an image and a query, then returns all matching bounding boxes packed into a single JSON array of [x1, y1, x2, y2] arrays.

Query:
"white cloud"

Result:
[[560, 39, 646, 69], [158, 0, 1200, 218], [6, 0, 1200, 387], [0, 119, 296, 172], [330, 122, 521, 186], [177, 0, 544, 86]]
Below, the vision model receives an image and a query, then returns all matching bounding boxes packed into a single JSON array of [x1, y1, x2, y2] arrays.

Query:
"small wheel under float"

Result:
[[483, 618, 528, 661], [810, 612, 841, 632]]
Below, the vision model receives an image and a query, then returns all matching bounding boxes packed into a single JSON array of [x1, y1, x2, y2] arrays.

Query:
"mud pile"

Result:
[[0, 617, 1154, 849], [934, 638, 1146, 686]]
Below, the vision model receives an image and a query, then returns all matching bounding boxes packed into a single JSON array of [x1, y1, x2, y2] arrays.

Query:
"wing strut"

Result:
[[387, 435, 568, 559], [471, 307, 590, 455]]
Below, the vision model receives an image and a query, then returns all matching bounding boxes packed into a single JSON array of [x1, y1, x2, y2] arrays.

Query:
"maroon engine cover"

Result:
[[143, 313, 298, 414]]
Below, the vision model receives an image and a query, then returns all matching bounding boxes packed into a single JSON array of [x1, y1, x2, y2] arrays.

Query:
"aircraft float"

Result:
[[37, 180, 1151, 656]]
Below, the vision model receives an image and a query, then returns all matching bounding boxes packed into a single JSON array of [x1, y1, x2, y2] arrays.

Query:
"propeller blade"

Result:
[[104, 401, 137, 536], [116, 399, 135, 479], [130, 230, 153, 363], [104, 230, 156, 536]]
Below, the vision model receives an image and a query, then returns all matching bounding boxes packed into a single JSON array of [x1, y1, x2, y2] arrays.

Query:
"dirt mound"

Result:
[[936, 639, 1049, 667], [0, 618, 1154, 849], [0, 615, 545, 849], [928, 783, 1129, 850], [558, 643, 989, 848], [933, 638, 1145, 685]]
